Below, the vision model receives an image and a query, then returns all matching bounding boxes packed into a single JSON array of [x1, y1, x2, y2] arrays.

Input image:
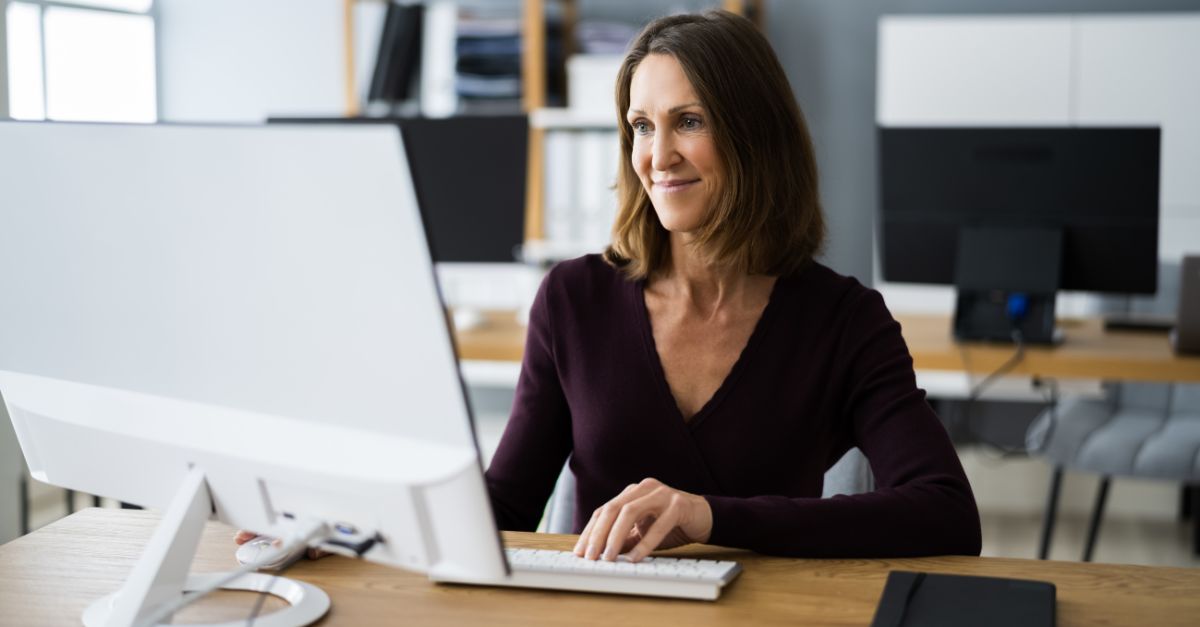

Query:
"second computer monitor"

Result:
[[879, 127, 1160, 343], [879, 127, 1160, 294]]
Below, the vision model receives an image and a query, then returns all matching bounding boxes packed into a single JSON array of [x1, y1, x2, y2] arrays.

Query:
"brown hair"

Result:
[[602, 10, 825, 280]]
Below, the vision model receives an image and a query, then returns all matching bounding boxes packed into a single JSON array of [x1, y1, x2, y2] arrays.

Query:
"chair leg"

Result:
[[1182, 485, 1194, 521], [1192, 485, 1200, 558], [65, 489, 74, 515], [1039, 466, 1064, 560], [1083, 477, 1111, 563]]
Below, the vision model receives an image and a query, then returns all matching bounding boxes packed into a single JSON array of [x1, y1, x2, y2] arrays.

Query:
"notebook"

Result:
[[870, 570, 1055, 627]]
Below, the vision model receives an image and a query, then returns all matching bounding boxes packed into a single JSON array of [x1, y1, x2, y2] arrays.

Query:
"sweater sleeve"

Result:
[[704, 289, 982, 557], [484, 269, 574, 531]]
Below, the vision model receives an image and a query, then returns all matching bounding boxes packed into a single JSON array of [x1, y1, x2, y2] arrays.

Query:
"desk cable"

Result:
[[958, 328, 1034, 458], [135, 520, 329, 627], [243, 528, 384, 626]]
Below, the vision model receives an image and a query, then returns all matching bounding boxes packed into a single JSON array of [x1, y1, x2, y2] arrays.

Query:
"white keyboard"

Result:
[[498, 548, 742, 601]]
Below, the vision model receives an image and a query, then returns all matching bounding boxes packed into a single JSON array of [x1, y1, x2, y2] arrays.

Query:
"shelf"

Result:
[[530, 107, 617, 129], [519, 238, 608, 264]]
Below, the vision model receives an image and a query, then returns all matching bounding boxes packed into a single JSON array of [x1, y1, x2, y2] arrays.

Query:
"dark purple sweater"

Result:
[[484, 255, 981, 557]]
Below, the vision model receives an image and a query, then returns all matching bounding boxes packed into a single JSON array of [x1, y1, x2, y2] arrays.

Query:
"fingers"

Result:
[[582, 496, 626, 560], [602, 492, 674, 561], [571, 509, 600, 556], [625, 499, 683, 562], [576, 478, 691, 562], [573, 481, 641, 557], [233, 530, 257, 545]]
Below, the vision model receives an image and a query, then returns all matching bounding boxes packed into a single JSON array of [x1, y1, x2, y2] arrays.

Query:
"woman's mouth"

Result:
[[654, 179, 700, 193]]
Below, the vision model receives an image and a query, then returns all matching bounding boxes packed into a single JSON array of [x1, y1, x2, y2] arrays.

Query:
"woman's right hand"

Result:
[[233, 530, 260, 546], [234, 529, 329, 560]]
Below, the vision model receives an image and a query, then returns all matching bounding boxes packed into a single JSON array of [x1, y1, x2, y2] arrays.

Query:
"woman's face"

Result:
[[627, 53, 722, 235]]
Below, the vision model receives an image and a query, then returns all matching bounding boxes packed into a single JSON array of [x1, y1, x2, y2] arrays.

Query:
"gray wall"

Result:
[[765, 0, 1200, 284]]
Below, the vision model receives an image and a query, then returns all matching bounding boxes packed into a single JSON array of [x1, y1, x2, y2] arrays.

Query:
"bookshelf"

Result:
[[340, 0, 764, 257]]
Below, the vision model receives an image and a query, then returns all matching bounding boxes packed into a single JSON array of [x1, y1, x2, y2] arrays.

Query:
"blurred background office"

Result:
[[2, 0, 1199, 568]]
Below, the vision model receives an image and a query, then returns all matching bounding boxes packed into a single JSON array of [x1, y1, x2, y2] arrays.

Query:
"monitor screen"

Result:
[[878, 127, 1160, 294]]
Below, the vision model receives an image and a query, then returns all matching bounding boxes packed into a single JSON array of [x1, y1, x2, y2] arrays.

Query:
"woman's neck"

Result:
[[651, 232, 774, 320]]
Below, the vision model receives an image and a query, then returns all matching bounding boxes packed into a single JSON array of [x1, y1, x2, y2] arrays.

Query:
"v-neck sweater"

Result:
[[484, 255, 982, 557]]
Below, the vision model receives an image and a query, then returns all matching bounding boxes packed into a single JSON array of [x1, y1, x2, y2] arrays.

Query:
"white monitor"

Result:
[[0, 122, 508, 626]]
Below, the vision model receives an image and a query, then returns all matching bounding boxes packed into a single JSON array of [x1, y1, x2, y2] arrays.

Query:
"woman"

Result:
[[484, 10, 981, 562]]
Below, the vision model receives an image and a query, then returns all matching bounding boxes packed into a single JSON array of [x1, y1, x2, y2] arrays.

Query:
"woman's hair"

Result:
[[603, 10, 825, 280]]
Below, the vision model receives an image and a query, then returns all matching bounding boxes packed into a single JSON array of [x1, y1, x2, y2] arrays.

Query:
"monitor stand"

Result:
[[81, 467, 330, 627], [953, 226, 1064, 345], [954, 290, 1062, 345]]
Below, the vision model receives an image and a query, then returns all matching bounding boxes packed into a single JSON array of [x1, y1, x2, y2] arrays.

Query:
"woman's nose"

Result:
[[651, 133, 680, 171]]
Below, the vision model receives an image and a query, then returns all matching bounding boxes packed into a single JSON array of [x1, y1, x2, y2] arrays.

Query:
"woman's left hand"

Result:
[[571, 478, 713, 562]]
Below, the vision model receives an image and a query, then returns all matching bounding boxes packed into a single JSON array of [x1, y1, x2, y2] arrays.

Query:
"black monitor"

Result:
[[269, 116, 527, 264], [878, 127, 1160, 344]]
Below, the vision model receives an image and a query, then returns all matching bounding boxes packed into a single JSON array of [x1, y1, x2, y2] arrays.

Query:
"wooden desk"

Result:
[[454, 311, 1200, 383], [3, 509, 1198, 626]]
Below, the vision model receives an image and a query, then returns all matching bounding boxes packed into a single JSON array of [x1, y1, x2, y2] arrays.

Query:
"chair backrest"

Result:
[[1115, 382, 1174, 412], [542, 448, 876, 534], [1172, 384, 1200, 415]]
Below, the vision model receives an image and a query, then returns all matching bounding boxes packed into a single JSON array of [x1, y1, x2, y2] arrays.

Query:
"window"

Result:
[[5, 0, 157, 122]]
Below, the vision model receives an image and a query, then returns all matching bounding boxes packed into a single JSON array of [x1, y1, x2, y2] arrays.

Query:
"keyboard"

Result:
[[497, 548, 742, 601]]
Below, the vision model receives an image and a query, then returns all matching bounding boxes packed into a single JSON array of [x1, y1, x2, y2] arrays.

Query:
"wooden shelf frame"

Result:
[[339, 0, 765, 242]]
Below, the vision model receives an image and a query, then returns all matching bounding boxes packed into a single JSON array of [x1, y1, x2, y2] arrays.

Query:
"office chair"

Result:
[[543, 448, 876, 534], [1028, 382, 1200, 561]]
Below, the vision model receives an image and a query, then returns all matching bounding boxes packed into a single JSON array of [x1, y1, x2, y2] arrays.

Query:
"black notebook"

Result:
[[871, 571, 1056, 627]]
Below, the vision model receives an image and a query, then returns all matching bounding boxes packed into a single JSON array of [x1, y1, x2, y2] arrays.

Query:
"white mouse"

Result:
[[235, 535, 305, 571]]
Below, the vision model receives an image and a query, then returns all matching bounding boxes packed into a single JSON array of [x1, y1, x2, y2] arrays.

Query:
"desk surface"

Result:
[[3, 508, 1198, 626], [455, 311, 1200, 383]]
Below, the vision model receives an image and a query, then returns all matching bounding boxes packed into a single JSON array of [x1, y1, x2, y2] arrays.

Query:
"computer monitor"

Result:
[[878, 127, 1161, 343], [0, 122, 508, 625]]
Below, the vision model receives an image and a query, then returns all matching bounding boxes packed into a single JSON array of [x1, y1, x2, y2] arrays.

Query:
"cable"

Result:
[[957, 328, 1036, 458], [243, 530, 383, 626], [240, 528, 379, 619], [135, 520, 329, 627], [244, 558, 286, 627], [1023, 376, 1060, 456]]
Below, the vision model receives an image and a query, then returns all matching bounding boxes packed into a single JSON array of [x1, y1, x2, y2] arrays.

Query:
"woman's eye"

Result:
[[631, 121, 650, 135], [681, 117, 703, 130]]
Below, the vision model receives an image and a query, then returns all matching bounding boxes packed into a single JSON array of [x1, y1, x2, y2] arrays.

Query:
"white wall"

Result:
[[1075, 15, 1200, 260], [157, 0, 346, 122], [877, 16, 1074, 126]]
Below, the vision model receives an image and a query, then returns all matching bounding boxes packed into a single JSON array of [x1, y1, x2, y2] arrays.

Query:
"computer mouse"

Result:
[[235, 535, 305, 571]]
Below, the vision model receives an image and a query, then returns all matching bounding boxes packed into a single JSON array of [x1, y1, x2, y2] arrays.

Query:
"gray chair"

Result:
[[1027, 382, 1200, 561], [543, 447, 875, 534]]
